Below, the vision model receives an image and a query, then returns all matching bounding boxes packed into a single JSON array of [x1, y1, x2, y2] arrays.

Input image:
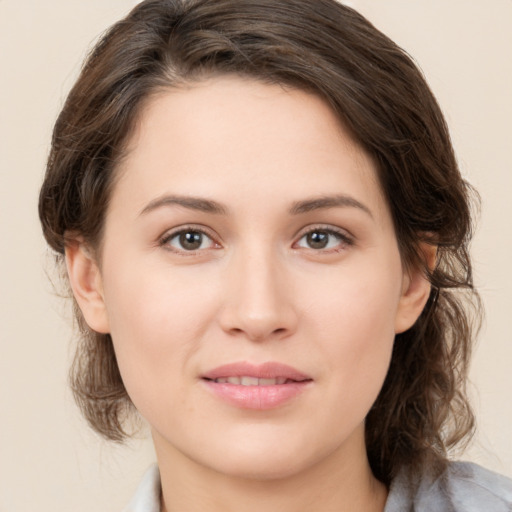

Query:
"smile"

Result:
[[208, 376, 305, 385], [201, 362, 313, 409]]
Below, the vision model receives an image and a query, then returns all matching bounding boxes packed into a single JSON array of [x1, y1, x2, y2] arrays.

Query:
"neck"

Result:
[[155, 427, 388, 512]]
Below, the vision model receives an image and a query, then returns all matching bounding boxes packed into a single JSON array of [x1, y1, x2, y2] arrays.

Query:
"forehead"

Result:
[[113, 76, 388, 222]]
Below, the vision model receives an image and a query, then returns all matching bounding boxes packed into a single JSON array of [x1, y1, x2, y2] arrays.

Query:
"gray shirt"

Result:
[[123, 461, 512, 511]]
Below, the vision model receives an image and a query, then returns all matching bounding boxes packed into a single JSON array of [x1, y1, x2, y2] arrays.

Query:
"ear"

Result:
[[394, 243, 437, 334], [65, 241, 110, 334]]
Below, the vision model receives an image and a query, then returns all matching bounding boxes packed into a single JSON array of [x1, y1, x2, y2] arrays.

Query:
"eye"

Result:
[[295, 228, 352, 251], [161, 228, 218, 252]]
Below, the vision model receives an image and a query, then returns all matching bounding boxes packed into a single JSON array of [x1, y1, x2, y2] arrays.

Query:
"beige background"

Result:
[[1, 0, 511, 510]]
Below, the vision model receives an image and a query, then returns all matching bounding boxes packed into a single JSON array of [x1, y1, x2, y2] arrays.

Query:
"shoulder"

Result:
[[386, 461, 512, 512], [122, 464, 161, 512], [447, 462, 512, 505]]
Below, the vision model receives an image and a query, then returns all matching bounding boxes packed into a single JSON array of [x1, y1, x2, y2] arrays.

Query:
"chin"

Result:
[[210, 453, 310, 481], [194, 431, 328, 482]]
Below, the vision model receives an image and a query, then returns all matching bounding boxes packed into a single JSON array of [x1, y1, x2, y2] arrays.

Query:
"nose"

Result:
[[218, 247, 298, 342]]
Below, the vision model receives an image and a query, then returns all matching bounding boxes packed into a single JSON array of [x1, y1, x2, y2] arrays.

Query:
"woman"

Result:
[[38, 0, 512, 510]]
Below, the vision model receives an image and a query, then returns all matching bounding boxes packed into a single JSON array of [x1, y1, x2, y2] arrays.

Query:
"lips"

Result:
[[201, 362, 313, 410], [211, 376, 290, 385], [201, 361, 311, 382]]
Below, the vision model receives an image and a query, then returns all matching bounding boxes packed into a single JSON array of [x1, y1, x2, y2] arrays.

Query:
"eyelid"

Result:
[[293, 224, 354, 251], [159, 224, 222, 254]]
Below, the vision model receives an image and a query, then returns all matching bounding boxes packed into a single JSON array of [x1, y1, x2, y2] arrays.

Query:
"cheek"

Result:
[[305, 258, 402, 341], [104, 256, 217, 337], [304, 262, 401, 402], [100, 263, 220, 407]]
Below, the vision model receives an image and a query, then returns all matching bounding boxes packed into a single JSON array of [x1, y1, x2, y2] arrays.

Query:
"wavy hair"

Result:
[[38, 0, 479, 485]]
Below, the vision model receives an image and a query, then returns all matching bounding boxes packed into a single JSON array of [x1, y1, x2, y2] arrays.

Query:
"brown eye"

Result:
[[163, 229, 216, 252], [306, 231, 329, 249], [295, 228, 352, 251], [179, 231, 203, 250]]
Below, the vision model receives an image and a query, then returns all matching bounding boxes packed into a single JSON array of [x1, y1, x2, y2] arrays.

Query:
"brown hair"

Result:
[[39, 0, 479, 485]]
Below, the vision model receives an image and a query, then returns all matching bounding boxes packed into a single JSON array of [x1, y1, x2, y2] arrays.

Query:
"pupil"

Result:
[[180, 231, 202, 250], [307, 231, 328, 249]]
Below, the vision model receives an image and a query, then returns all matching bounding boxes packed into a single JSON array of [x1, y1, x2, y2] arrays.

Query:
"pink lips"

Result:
[[201, 362, 313, 410]]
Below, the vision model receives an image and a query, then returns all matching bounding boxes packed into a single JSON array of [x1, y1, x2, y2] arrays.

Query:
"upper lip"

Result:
[[201, 361, 312, 381]]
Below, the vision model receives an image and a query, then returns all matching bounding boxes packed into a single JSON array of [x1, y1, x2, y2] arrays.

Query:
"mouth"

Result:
[[204, 376, 306, 385], [201, 362, 313, 410], [201, 361, 312, 382]]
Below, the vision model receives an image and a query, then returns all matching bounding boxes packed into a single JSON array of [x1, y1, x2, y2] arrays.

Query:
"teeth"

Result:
[[240, 376, 259, 386], [214, 376, 290, 386], [259, 378, 278, 386]]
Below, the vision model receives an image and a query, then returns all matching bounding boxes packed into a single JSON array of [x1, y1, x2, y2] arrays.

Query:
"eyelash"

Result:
[[159, 225, 354, 255], [159, 225, 220, 255], [294, 226, 354, 252]]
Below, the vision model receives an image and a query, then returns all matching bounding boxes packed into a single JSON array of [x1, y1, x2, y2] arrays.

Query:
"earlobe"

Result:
[[65, 241, 110, 334], [394, 244, 437, 334]]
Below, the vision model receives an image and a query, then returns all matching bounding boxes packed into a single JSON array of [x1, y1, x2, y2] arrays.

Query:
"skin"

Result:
[[66, 76, 432, 512]]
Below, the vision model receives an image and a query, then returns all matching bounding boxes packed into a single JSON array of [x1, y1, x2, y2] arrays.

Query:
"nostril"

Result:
[[218, 299, 298, 341], [225, 326, 290, 342]]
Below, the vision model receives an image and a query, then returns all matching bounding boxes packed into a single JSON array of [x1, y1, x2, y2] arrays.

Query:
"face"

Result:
[[69, 76, 429, 480]]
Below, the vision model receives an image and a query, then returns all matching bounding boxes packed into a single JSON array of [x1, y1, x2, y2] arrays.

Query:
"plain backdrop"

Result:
[[1, 1, 511, 510]]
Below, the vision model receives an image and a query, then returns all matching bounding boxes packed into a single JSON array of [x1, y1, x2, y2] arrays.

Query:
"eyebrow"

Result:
[[139, 195, 229, 216], [139, 193, 372, 218], [289, 195, 373, 218]]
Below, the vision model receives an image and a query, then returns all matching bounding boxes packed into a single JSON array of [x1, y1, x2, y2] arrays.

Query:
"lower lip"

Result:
[[202, 380, 312, 410]]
